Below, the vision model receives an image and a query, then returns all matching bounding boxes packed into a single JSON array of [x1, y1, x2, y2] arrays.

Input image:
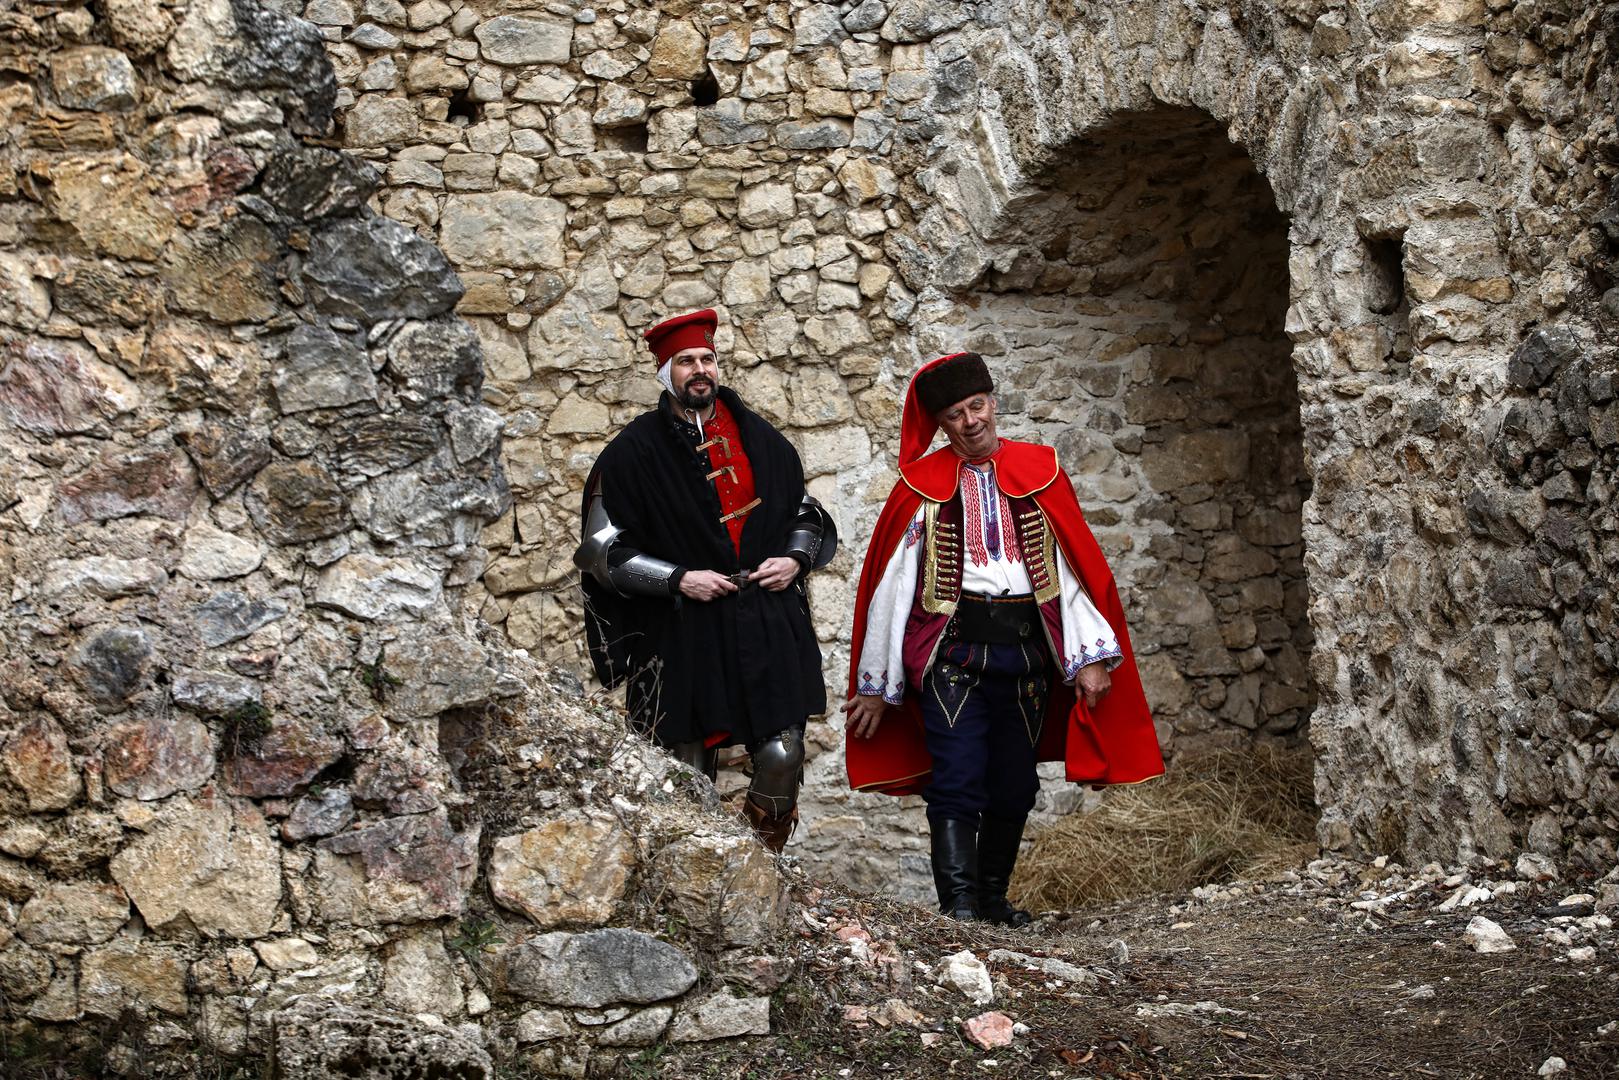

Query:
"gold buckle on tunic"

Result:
[[718, 497, 761, 524]]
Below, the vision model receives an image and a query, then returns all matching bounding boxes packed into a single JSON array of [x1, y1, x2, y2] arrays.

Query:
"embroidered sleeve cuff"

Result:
[[856, 671, 903, 705], [1061, 641, 1124, 683]]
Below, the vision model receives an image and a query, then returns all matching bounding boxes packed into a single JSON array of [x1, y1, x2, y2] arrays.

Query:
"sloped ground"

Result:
[[629, 857, 1619, 1080]]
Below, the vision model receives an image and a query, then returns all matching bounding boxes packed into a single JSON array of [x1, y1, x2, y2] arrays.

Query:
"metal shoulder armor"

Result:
[[573, 483, 681, 599], [784, 493, 838, 572]]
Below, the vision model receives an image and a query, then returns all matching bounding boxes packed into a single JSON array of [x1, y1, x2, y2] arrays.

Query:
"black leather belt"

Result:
[[949, 592, 1040, 645]]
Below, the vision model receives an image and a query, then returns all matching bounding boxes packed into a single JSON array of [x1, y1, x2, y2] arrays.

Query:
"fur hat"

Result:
[[913, 352, 993, 416]]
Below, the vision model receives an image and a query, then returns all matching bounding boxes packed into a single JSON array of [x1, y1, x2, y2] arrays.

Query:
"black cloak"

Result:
[[580, 387, 826, 748]]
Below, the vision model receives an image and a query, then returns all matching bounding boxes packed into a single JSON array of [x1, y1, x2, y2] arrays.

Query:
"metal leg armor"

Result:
[[668, 739, 718, 782], [742, 726, 804, 853]]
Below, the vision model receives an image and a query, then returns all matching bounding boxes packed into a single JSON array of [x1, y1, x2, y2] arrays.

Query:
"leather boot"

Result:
[[741, 796, 798, 854], [930, 818, 979, 920], [976, 815, 1033, 927]]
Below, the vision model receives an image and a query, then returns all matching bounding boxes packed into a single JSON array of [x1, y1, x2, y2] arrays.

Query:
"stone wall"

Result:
[[0, 2, 797, 1071], [290, 0, 1618, 890]]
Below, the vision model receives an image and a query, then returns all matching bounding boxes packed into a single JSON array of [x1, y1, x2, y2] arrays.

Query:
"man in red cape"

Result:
[[843, 352, 1163, 924]]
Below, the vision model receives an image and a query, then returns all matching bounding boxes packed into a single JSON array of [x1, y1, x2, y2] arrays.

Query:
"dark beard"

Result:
[[677, 380, 716, 411]]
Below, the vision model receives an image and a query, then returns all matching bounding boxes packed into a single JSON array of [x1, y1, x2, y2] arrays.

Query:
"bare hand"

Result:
[[749, 556, 800, 592], [1077, 663, 1112, 709], [840, 694, 892, 739], [679, 569, 739, 602]]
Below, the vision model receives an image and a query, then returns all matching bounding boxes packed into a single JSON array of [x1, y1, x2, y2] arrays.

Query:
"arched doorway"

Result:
[[961, 106, 1314, 756]]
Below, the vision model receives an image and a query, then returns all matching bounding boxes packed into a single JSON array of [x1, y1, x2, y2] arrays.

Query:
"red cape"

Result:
[[843, 368, 1164, 795]]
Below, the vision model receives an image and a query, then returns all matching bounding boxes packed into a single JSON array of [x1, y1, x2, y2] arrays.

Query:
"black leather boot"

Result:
[[977, 815, 1033, 927], [930, 818, 979, 920]]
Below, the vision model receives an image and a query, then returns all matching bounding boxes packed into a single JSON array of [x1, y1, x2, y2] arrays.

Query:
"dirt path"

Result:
[[629, 858, 1619, 1079]]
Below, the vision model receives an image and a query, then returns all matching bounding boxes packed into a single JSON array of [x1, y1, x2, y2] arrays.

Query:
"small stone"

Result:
[[272, 323, 377, 413], [1516, 852, 1559, 882], [937, 950, 994, 1005], [256, 937, 319, 971], [221, 713, 344, 798], [103, 0, 175, 56], [668, 993, 771, 1041], [171, 669, 262, 715], [880, 0, 970, 42], [597, 1006, 673, 1047], [348, 22, 400, 49], [516, 1007, 571, 1044], [383, 929, 464, 1016], [345, 94, 419, 148], [697, 99, 768, 146], [51, 47, 139, 111], [3, 717, 81, 812], [195, 589, 289, 647], [0, 337, 138, 436], [58, 447, 196, 525], [1538, 1057, 1568, 1077], [1462, 916, 1515, 953], [1567, 946, 1596, 963], [246, 459, 349, 545], [794, 5, 848, 47], [843, 1, 888, 34], [963, 1011, 1015, 1049], [261, 146, 380, 223], [777, 119, 853, 149], [282, 787, 356, 842]]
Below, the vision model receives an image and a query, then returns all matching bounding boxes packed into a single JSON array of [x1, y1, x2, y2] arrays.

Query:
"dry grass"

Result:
[[1012, 743, 1319, 910]]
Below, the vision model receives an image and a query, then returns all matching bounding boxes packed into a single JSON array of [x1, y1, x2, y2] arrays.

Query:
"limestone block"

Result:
[[50, 47, 138, 111], [312, 810, 479, 925], [741, 51, 788, 98], [383, 929, 464, 1016], [47, 160, 176, 262], [345, 94, 418, 147], [441, 192, 566, 270], [668, 992, 771, 1041], [17, 883, 127, 945], [110, 800, 281, 938], [722, 259, 774, 306], [1141, 429, 1250, 489], [171, 669, 262, 715], [488, 809, 634, 928], [804, 311, 873, 355], [789, 367, 856, 425], [220, 713, 344, 798], [69, 625, 154, 710], [881, 0, 969, 43], [649, 20, 706, 80], [475, 15, 573, 65], [179, 520, 265, 581], [304, 216, 463, 321], [161, 217, 281, 324], [272, 322, 377, 413], [652, 829, 785, 947], [41, 556, 165, 600], [843, 1, 888, 34], [193, 589, 288, 647], [515, 1007, 572, 1043], [586, 1005, 667, 1047], [778, 118, 853, 149], [58, 446, 197, 525], [501, 929, 698, 1007], [738, 183, 796, 228], [314, 554, 444, 621], [282, 788, 356, 842], [0, 337, 138, 436], [103, 0, 176, 56], [246, 459, 350, 544], [793, 5, 847, 49], [403, 54, 468, 93], [697, 98, 768, 146], [79, 942, 187, 1017], [594, 83, 647, 127], [256, 937, 320, 971], [272, 1000, 492, 1079]]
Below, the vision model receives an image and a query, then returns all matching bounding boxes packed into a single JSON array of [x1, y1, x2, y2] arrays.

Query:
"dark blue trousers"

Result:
[[918, 638, 1049, 827]]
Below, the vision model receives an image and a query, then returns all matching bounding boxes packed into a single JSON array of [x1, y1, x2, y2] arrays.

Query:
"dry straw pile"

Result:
[[1012, 744, 1318, 909]]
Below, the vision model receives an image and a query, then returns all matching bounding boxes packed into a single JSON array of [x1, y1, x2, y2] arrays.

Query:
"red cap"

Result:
[[643, 309, 718, 365]]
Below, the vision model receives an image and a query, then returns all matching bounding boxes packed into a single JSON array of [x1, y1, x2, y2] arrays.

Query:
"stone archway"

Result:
[[961, 105, 1313, 756]]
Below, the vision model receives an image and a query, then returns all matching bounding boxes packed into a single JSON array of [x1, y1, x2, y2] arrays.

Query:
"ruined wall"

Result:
[[0, 1, 798, 1071], [291, 0, 1618, 891]]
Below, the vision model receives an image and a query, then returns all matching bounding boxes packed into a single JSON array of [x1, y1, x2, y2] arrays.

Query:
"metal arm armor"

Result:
[[783, 494, 838, 572], [573, 485, 681, 599]]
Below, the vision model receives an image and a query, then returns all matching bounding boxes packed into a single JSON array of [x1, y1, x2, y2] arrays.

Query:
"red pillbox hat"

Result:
[[643, 309, 718, 364]]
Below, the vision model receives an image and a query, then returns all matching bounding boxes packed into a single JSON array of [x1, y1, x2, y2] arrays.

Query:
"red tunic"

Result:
[[698, 400, 757, 556]]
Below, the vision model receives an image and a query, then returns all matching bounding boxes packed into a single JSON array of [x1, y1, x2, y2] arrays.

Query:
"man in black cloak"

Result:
[[574, 308, 836, 850]]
